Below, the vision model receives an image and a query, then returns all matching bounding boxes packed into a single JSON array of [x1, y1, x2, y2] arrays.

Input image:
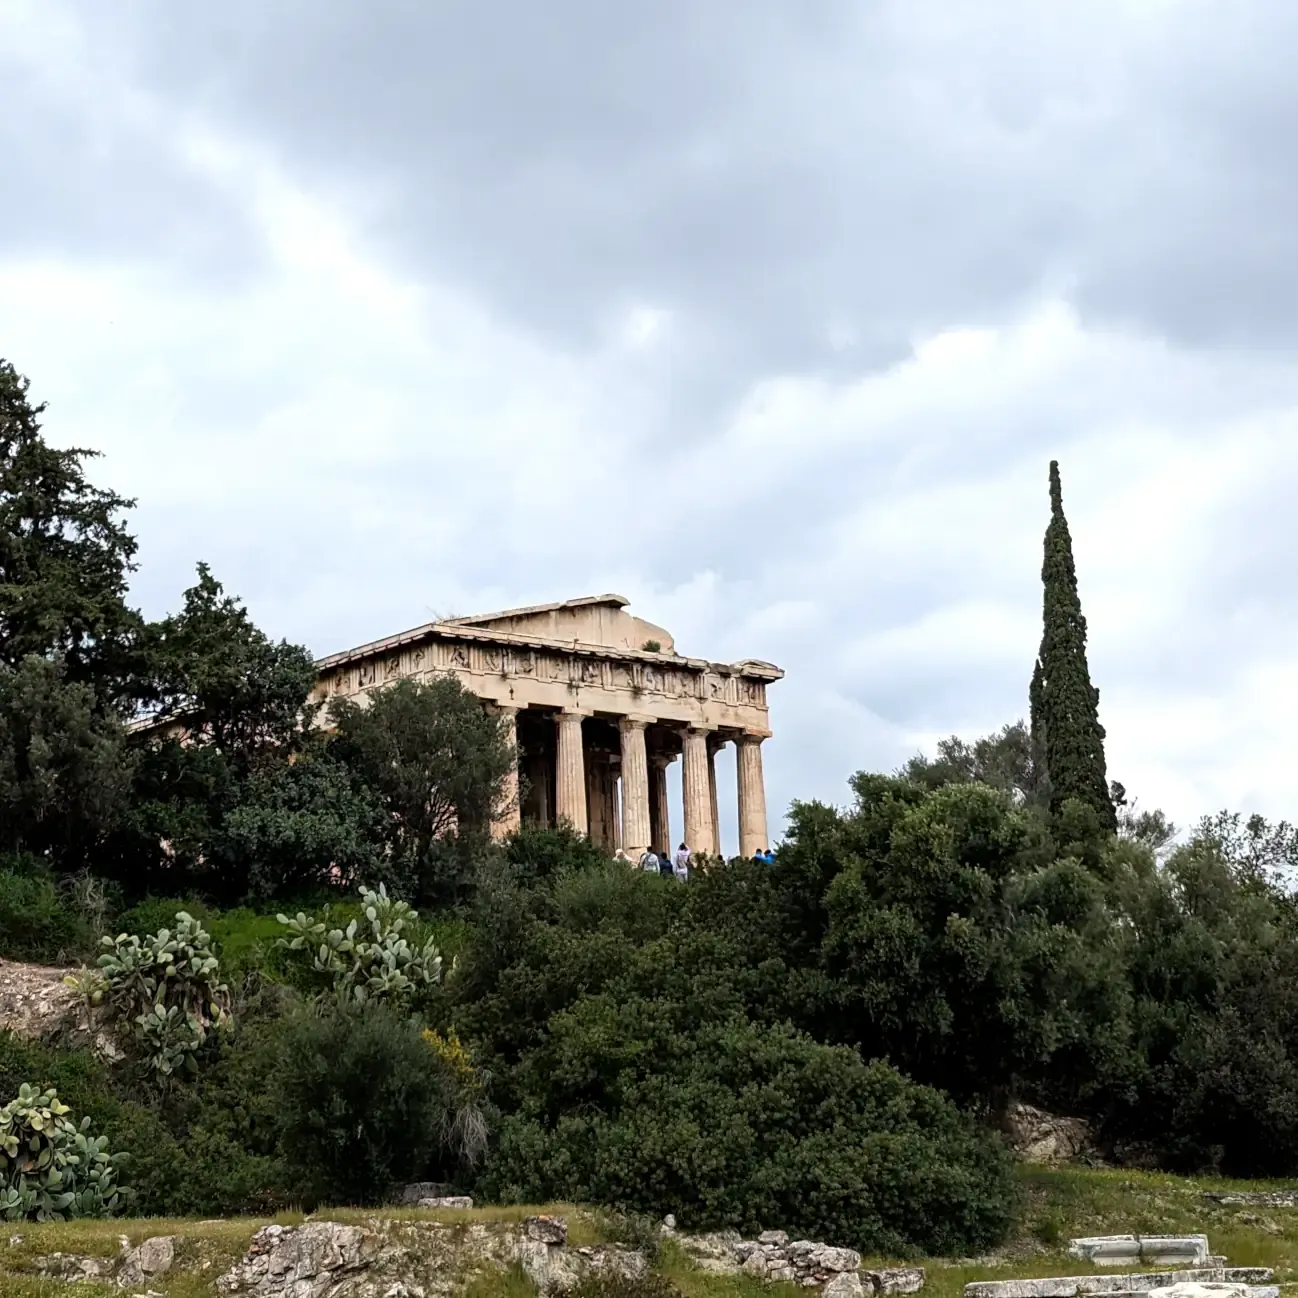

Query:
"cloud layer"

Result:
[[3, 0, 1297, 850]]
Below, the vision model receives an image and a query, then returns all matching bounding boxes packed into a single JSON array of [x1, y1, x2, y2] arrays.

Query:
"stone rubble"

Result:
[[415, 1197, 474, 1210], [866, 1268, 927, 1295], [526, 1216, 569, 1246], [1157, 1286, 1278, 1298], [1203, 1191, 1298, 1208], [32, 1251, 118, 1282], [682, 1226, 924, 1293], [965, 1268, 1274, 1298], [1068, 1236, 1211, 1268], [118, 1235, 177, 1289], [398, 1184, 454, 1206], [1003, 1101, 1095, 1166]]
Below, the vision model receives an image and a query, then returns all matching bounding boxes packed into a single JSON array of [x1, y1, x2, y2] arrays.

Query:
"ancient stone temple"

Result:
[[313, 594, 782, 859]]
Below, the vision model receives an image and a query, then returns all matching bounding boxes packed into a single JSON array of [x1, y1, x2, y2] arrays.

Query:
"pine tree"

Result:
[[0, 359, 141, 709], [1030, 461, 1115, 830]]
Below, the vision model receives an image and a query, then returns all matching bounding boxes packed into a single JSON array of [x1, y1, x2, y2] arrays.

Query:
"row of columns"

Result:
[[493, 706, 768, 859]]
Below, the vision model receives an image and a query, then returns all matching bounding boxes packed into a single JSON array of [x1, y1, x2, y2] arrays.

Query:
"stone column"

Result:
[[649, 756, 671, 855], [613, 772, 623, 851], [736, 733, 768, 861], [619, 716, 651, 859], [491, 705, 521, 841], [681, 727, 716, 856], [555, 709, 589, 834], [708, 736, 725, 858], [586, 753, 618, 849]]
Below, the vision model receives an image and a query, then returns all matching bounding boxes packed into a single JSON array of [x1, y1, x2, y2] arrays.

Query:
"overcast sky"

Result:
[[4, 0, 1297, 853]]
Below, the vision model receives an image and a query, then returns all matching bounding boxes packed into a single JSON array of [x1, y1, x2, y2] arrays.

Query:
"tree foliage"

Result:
[[213, 752, 386, 899], [1031, 461, 1115, 830], [900, 720, 1042, 806], [139, 564, 317, 769], [329, 676, 515, 904], [0, 360, 142, 709], [0, 655, 131, 860]]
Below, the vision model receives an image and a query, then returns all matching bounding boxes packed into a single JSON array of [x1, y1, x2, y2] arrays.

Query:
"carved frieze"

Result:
[[319, 632, 771, 726]]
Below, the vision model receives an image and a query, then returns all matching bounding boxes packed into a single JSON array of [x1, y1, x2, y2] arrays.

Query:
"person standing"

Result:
[[640, 847, 660, 872], [658, 849, 674, 878], [674, 842, 691, 881]]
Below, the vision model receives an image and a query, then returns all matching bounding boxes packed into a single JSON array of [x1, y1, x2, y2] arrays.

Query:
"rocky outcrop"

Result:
[[0, 956, 123, 1060], [217, 1222, 381, 1296], [15, 1213, 911, 1297], [28, 1234, 176, 1290], [118, 1234, 177, 1289], [0, 958, 83, 1038], [212, 1216, 643, 1298], [1003, 1101, 1094, 1166]]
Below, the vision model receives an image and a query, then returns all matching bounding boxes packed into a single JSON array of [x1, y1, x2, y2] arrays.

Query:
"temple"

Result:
[[313, 594, 782, 859]]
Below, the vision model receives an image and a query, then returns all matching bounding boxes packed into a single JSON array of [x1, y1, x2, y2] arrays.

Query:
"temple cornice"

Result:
[[315, 619, 785, 683]]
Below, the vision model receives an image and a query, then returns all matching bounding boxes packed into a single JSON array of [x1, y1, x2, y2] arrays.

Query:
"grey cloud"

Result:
[[61, 0, 1298, 381], [0, 52, 262, 283]]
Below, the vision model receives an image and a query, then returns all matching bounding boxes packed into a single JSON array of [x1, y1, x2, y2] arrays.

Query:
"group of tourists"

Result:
[[629, 842, 693, 880], [614, 842, 777, 879]]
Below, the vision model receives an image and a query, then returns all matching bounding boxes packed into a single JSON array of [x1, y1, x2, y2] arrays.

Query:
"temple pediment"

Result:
[[445, 593, 676, 656]]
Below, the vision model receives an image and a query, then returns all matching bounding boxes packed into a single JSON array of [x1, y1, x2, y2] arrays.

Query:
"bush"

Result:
[[93, 911, 231, 1077], [480, 1011, 1017, 1257], [115, 897, 212, 945], [0, 1083, 123, 1220], [0, 869, 92, 962], [273, 1001, 461, 1206]]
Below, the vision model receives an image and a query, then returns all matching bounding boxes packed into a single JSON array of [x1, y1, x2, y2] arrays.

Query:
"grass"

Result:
[[8, 1170, 1298, 1298]]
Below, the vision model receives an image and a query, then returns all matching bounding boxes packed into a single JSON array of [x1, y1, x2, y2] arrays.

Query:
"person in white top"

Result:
[[639, 848, 660, 872], [673, 843, 691, 880]]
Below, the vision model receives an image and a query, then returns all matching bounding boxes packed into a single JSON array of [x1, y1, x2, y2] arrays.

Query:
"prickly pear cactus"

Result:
[[0, 1084, 123, 1221], [77, 910, 231, 1077], [277, 883, 443, 1009]]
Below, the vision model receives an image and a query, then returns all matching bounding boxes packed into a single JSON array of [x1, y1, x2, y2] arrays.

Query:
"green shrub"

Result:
[[0, 1084, 123, 1220], [93, 911, 231, 1076], [0, 869, 92, 962], [276, 884, 443, 1009], [480, 1012, 1017, 1257], [115, 896, 212, 945], [273, 1001, 460, 1206]]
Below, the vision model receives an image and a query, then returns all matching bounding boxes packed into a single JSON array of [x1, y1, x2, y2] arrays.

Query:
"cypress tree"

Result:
[[1030, 461, 1115, 830]]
